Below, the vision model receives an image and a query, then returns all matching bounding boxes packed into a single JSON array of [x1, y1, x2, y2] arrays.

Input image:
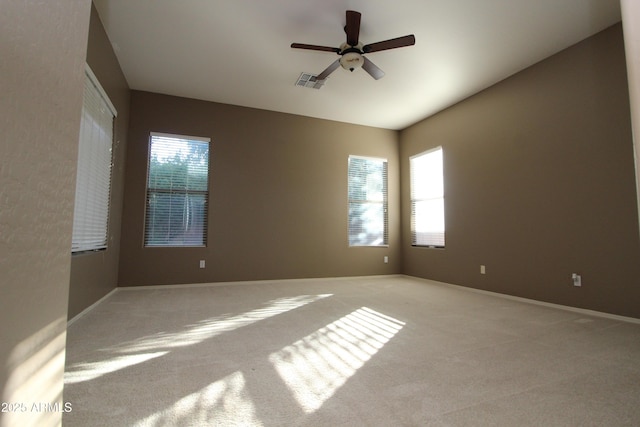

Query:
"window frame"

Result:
[[347, 155, 389, 247], [143, 132, 211, 248], [410, 147, 445, 248]]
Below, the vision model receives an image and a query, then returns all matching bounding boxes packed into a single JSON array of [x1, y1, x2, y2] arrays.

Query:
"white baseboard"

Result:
[[116, 274, 404, 291], [403, 275, 640, 324], [67, 288, 119, 327]]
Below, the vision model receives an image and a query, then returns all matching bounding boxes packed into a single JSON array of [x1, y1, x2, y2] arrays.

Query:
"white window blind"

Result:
[[348, 156, 388, 246], [71, 66, 116, 253], [410, 147, 445, 247], [144, 132, 210, 247]]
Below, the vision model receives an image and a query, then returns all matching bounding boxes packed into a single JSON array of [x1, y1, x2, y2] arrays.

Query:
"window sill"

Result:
[[411, 245, 445, 250]]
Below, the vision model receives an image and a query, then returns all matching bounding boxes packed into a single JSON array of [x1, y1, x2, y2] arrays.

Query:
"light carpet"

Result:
[[63, 275, 640, 426]]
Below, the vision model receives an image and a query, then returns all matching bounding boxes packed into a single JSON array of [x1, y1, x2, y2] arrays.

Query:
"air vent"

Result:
[[295, 73, 326, 89]]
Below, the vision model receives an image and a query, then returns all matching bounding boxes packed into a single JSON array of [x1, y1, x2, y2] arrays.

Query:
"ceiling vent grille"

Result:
[[295, 73, 326, 89]]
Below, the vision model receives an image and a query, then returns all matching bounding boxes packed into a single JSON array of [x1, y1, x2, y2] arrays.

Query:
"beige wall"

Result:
[[0, 0, 91, 425], [400, 24, 640, 318], [68, 4, 130, 319], [118, 92, 400, 286]]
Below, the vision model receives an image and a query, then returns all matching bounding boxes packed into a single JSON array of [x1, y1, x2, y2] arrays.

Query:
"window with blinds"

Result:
[[348, 156, 388, 247], [410, 147, 445, 247], [71, 66, 116, 253], [144, 132, 210, 247]]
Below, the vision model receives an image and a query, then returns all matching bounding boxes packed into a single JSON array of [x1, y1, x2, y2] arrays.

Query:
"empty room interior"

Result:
[[3, 1, 640, 426]]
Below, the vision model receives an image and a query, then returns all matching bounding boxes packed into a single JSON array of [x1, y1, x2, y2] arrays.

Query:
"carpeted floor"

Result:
[[63, 275, 640, 426]]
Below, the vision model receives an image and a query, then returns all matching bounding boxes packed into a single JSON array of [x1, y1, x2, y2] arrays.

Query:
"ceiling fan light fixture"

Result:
[[339, 52, 364, 72]]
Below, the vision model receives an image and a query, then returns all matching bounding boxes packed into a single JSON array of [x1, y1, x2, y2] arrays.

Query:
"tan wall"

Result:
[[0, 0, 90, 425], [118, 92, 400, 286], [68, 4, 131, 319], [400, 24, 640, 318]]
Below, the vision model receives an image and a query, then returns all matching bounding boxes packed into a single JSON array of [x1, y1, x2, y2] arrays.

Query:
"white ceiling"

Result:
[[93, 0, 621, 130]]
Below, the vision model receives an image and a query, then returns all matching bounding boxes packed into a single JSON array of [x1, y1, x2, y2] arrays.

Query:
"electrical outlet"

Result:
[[199, 260, 205, 269], [480, 265, 486, 274], [384, 256, 389, 264], [572, 273, 581, 287]]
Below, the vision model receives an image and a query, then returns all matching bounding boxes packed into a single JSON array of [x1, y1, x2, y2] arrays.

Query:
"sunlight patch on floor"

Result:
[[65, 294, 331, 385], [111, 294, 332, 353], [133, 371, 263, 427], [64, 352, 168, 384], [269, 307, 405, 413]]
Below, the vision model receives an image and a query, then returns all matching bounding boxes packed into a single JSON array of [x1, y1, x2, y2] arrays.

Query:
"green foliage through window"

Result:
[[144, 133, 210, 246]]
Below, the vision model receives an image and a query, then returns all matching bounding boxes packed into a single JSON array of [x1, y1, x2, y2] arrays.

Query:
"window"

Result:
[[348, 156, 388, 246], [411, 147, 445, 247], [71, 65, 116, 253], [144, 133, 210, 247]]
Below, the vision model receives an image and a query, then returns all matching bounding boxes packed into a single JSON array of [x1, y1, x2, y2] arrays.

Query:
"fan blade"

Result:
[[316, 59, 341, 80], [363, 34, 415, 53], [362, 57, 385, 80], [345, 10, 361, 46], [291, 43, 340, 53]]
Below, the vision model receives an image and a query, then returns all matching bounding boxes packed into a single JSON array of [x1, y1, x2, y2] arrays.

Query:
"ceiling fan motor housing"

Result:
[[339, 43, 364, 72]]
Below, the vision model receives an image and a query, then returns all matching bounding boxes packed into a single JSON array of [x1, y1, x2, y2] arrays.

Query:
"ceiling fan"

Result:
[[291, 10, 415, 81]]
